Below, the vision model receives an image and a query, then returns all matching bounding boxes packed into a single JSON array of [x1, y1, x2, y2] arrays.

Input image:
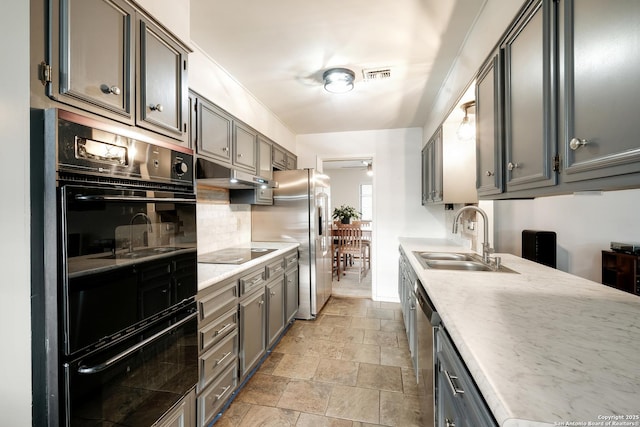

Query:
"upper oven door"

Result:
[[60, 184, 197, 356]]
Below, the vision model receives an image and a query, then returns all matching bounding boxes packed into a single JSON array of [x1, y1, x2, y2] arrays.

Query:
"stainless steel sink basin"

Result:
[[416, 252, 476, 261], [423, 259, 493, 271], [412, 251, 517, 273]]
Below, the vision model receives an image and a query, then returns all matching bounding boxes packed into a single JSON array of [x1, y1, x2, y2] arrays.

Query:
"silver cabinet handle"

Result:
[[444, 369, 465, 395], [445, 419, 455, 427], [109, 86, 121, 95], [150, 104, 164, 112], [213, 323, 233, 338], [507, 162, 519, 171], [215, 351, 232, 366], [485, 170, 494, 177], [569, 137, 589, 150], [258, 299, 264, 306], [270, 291, 276, 296], [215, 385, 231, 401], [222, 147, 229, 152]]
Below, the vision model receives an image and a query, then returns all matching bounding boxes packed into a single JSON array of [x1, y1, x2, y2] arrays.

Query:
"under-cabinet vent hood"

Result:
[[195, 157, 277, 189]]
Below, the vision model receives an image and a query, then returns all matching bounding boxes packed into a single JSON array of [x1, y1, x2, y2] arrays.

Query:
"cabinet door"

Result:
[[154, 387, 195, 427], [421, 145, 429, 205], [233, 122, 258, 173], [285, 268, 299, 324], [476, 51, 504, 196], [137, 16, 188, 141], [258, 135, 273, 179], [503, 0, 557, 192], [196, 98, 233, 164], [50, 0, 134, 122], [431, 128, 443, 203], [272, 145, 287, 170], [267, 279, 285, 348], [560, 0, 640, 182], [286, 153, 297, 170], [239, 289, 266, 377]]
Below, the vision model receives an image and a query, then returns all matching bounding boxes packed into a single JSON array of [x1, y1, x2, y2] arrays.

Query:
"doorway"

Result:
[[323, 158, 373, 298]]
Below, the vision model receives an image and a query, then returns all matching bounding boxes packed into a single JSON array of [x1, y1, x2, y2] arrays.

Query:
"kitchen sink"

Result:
[[412, 251, 517, 273]]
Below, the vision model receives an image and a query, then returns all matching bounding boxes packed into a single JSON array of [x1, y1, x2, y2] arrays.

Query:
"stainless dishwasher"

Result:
[[414, 279, 440, 426]]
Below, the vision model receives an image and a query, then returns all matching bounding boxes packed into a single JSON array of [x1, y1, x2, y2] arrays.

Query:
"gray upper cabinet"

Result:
[[195, 95, 233, 163], [272, 145, 287, 170], [286, 153, 297, 170], [559, 0, 640, 183], [258, 135, 273, 179], [47, 0, 189, 144], [475, 51, 504, 196], [49, 0, 135, 122], [233, 121, 258, 174], [136, 15, 189, 140], [503, 0, 556, 192], [421, 128, 443, 204]]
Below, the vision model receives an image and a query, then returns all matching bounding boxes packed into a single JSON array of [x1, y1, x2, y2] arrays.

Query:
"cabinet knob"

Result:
[[149, 103, 164, 112], [237, 153, 243, 158], [258, 300, 264, 306], [569, 137, 589, 150], [485, 170, 494, 177], [109, 85, 121, 95], [222, 147, 229, 152], [270, 291, 276, 296], [507, 162, 520, 171], [445, 419, 456, 427]]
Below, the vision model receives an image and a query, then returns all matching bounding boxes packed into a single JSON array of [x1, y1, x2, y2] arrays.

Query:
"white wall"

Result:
[[493, 188, 640, 282], [297, 128, 447, 302], [324, 168, 372, 218], [1, 1, 32, 424]]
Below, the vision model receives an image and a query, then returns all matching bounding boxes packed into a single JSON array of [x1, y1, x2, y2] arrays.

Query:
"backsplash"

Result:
[[196, 203, 251, 254]]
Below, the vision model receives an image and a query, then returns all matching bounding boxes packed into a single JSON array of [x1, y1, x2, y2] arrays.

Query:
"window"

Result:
[[360, 184, 372, 220]]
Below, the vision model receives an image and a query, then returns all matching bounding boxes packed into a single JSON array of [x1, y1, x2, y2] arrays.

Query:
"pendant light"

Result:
[[457, 101, 476, 141]]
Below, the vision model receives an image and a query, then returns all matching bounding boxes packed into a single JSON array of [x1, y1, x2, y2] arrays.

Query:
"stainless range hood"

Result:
[[195, 157, 277, 189]]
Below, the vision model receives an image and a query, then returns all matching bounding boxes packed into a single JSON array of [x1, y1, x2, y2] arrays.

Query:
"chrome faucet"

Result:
[[452, 205, 498, 266], [129, 212, 153, 252]]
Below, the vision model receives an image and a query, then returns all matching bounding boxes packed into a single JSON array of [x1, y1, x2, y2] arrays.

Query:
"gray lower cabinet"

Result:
[[398, 249, 417, 371], [154, 388, 196, 427], [239, 286, 266, 378], [266, 277, 285, 348], [196, 277, 239, 427], [47, 0, 189, 143], [559, 0, 640, 183], [435, 326, 496, 427], [503, 0, 556, 193], [284, 250, 299, 324], [475, 50, 504, 197]]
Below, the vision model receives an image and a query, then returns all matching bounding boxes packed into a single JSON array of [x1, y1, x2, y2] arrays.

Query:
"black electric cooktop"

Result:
[[198, 247, 277, 264]]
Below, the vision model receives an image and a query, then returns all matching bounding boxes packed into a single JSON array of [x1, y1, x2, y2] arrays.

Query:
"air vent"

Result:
[[362, 68, 391, 81]]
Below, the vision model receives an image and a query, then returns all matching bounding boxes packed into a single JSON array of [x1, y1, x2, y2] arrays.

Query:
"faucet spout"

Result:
[[452, 206, 492, 263], [129, 212, 153, 252]]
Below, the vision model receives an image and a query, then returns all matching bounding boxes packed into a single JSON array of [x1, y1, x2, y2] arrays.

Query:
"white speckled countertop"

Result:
[[197, 242, 299, 291], [399, 237, 640, 427]]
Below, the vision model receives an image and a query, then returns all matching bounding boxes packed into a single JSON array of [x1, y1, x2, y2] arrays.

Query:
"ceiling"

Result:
[[190, 0, 486, 135]]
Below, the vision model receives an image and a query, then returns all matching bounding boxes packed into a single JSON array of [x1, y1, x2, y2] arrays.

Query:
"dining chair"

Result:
[[334, 225, 365, 282], [352, 221, 371, 271]]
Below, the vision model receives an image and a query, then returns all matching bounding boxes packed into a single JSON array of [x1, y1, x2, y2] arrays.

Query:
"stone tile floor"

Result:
[[214, 296, 429, 426]]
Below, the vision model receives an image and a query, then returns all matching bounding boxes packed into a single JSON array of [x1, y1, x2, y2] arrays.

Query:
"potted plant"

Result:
[[332, 205, 361, 224]]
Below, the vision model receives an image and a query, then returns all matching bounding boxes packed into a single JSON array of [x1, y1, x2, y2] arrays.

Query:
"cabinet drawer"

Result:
[[285, 252, 298, 270], [197, 362, 237, 427], [198, 280, 237, 325], [199, 307, 238, 352], [239, 269, 265, 296], [266, 258, 285, 279], [199, 329, 238, 392]]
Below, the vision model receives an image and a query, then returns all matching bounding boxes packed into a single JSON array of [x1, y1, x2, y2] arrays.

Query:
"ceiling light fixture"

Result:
[[323, 68, 355, 94], [457, 100, 476, 141]]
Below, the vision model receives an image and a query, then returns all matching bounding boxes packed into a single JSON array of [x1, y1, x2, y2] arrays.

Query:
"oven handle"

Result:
[[77, 311, 197, 375], [75, 195, 195, 203]]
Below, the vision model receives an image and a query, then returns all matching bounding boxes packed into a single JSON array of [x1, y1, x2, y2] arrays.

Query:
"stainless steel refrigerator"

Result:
[[252, 169, 332, 319]]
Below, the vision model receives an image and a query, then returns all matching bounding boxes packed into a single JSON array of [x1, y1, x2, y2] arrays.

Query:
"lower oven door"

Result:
[[62, 307, 198, 427]]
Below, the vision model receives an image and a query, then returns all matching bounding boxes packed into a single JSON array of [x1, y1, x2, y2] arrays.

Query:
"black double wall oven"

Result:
[[35, 109, 198, 426]]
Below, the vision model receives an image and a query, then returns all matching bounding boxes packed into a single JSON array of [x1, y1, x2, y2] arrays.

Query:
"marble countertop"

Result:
[[399, 237, 640, 427], [197, 242, 299, 292]]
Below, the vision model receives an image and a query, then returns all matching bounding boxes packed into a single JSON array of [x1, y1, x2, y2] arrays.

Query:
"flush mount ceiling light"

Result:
[[457, 100, 476, 141], [323, 68, 355, 94]]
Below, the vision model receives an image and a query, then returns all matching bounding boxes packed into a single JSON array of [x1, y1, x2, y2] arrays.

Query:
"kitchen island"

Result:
[[399, 237, 640, 427]]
